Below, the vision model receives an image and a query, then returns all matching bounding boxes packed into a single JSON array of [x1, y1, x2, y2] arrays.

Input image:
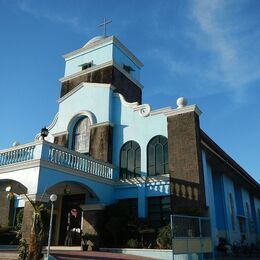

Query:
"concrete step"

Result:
[[43, 246, 82, 251], [0, 252, 18, 260]]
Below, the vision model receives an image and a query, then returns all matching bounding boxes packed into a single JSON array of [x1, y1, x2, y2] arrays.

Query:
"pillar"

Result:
[[81, 204, 105, 249], [90, 124, 113, 163], [0, 191, 13, 227], [167, 107, 206, 215]]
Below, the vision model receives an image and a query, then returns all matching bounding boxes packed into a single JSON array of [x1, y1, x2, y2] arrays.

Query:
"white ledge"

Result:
[[164, 105, 202, 117], [63, 35, 143, 68]]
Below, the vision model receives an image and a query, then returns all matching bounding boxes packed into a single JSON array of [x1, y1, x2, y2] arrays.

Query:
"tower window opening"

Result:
[[81, 62, 92, 71], [123, 64, 135, 74]]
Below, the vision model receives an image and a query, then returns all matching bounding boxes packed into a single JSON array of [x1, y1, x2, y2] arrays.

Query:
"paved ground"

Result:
[[216, 257, 260, 260], [52, 251, 154, 260]]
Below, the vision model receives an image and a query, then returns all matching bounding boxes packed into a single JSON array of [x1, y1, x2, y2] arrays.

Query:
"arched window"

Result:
[[72, 117, 91, 153], [147, 135, 168, 176], [120, 141, 141, 179]]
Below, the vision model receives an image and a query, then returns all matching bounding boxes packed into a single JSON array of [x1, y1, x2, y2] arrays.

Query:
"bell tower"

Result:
[[60, 35, 144, 104]]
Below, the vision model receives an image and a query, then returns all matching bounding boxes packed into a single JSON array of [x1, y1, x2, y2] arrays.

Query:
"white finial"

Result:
[[12, 141, 20, 147], [176, 97, 187, 109]]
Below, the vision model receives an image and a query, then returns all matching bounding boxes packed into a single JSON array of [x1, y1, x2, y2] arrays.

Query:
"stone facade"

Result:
[[90, 125, 113, 163], [82, 209, 104, 248], [21, 201, 34, 242], [0, 191, 11, 227], [61, 66, 142, 104], [167, 111, 206, 214], [54, 134, 68, 148]]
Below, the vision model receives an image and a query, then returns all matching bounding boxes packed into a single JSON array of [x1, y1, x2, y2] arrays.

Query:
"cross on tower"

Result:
[[98, 17, 112, 36]]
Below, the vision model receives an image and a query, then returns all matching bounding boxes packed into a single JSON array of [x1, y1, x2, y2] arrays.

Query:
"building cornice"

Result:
[[40, 160, 115, 186], [0, 159, 41, 174], [150, 107, 173, 116], [59, 61, 112, 82], [52, 130, 69, 137], [90, 121, 114, 128], [58, 82, 114, 104], [59, 60, 143, 90], [200, 130, 260, 195], [0, 158, 115, 186], [115, 174, 170, 187], [63, 35, 143, 68], [164, 105, 202, 117]]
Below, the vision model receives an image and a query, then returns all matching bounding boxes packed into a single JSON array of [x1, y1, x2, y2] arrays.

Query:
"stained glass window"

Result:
[[147, 135, 168, 176], [120, 141, 141, 179], [72, 117, 90, 153]]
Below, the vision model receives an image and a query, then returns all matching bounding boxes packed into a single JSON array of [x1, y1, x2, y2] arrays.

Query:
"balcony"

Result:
[[0, 140, 115, 180]]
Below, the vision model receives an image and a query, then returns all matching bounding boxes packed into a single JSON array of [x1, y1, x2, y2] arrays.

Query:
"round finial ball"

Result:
[[12, 141, 20, 147], [50, 194, 57, 202], [176, 97, 187, 108]]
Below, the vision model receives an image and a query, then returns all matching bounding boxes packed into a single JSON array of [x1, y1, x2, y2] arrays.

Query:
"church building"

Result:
[[0, 34, 259, 249]]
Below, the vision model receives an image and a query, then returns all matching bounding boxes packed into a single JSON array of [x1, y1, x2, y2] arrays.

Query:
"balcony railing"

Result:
[[0, 141, 115, 180]]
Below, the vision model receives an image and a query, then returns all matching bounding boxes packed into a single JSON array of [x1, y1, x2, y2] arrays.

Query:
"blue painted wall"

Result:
[[234, 184, 244, 216], [64, 43, 113, 77], [113, 44, 140, 81], [212, 173, 227, 231], [112, 95, 168, 177], [37, 166, 114, 205]]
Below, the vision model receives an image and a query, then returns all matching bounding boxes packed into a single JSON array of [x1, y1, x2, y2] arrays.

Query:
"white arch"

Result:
[[67, 110, 96, 131]]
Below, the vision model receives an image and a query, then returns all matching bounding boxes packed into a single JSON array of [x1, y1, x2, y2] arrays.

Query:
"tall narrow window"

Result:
[[120, 141, 141, 179], [147, 135, 168, 176], [245, 202, 253, 232], [72, 117, 90, 153], [229, 193, 235, 230]]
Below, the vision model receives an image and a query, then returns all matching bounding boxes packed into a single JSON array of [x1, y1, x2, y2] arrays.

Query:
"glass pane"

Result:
[[127, 149, 135, 175], [121, 150, 127, 169], [73, 117, 90, 152], [155, 144, 163, 175], [135, 147, 141, 176]]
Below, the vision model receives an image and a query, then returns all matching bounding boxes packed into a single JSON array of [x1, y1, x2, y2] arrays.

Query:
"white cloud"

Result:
[[192, 0, 260, 89], [16, 0, 84, 33]]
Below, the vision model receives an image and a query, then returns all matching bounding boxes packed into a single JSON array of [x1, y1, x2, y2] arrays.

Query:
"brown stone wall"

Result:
[[61, 66, 113, 97], [60, 66, 142, 103], [21, 201, 34, 242], [0, 191, 11, 227], [54, 134, 68, 148], [89, 125, 113, 163], [112, 67, 142, 104], [167, 111, 206, 214], [82, 210, 104, 248]]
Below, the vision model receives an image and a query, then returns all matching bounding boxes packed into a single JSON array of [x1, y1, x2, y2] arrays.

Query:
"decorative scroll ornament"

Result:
[[116, 93, 151, 117], [134, 104, 151, 117]]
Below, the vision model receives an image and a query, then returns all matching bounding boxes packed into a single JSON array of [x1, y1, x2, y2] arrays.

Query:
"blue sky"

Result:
[[0, 0, 259, 182]]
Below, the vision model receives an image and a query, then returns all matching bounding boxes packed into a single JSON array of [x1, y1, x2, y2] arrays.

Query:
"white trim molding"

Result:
[[63, 36, 143, 68], [114, 93, 151, 117], [58, 82, 114, 104], [59, 60, 143, 90], [164, 105, 202, 117]]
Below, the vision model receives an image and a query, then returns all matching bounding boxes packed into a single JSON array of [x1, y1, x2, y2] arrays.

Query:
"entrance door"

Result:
[[59, 194, 85, 245]]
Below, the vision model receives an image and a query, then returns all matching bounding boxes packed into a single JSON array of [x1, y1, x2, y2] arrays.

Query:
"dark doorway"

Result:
[[59, 194, 85, 245]]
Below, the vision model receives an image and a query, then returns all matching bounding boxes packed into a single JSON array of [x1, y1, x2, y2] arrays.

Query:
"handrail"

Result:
[[0, 141, 115, 180], [47, 145, 114, 179], [0, 145, 36, 166]]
